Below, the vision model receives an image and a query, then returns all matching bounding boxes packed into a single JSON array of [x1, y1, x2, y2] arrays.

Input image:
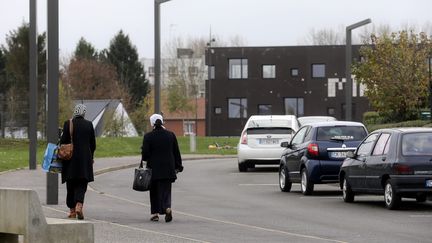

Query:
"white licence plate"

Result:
[[259, 138, 279, 145], [330, 151, 348, 158], [426, 180, 432, 187]]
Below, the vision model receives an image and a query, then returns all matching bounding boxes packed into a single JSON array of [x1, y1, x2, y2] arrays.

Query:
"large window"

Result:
[[262, 65, 276, 79], [148, 67, 154, 77], [258, 104, 272, 115], [312, 64, 326, 78], [228, 98, 247, 118], [168, 67, 178, 77], [209, 66, 215, 79], [183, 121, 195, 135], [284, 98, 304, 116], [229, 59, 248, 79]]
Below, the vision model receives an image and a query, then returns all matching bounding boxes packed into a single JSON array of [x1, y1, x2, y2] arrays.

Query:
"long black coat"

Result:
[[141, 127, 183, 181], [60, 116, 96, 184]]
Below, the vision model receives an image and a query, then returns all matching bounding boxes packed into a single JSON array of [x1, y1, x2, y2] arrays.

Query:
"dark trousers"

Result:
[[66, 179, 88, 209], [150, 179, 172, 214]]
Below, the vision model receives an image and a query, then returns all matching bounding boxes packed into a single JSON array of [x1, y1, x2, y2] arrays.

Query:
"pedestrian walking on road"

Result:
[[141, 114, 183, 222], [60, 104, 96, 220]]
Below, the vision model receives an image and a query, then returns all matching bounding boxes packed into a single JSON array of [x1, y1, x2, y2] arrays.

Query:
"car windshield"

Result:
[[402, 132, 432, 156], [247, 119, 292, 129], [316, 126, 366, 141]]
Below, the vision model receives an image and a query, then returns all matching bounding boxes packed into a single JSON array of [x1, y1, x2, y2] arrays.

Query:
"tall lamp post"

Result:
[[29, 0, 38, 170], [345, 18, 371, 121], [206, 37, 215, 136], [154, 0, 171, 114]]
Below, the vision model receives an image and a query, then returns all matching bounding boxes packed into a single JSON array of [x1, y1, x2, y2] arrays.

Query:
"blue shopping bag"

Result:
[[42, 143, 62, 173]]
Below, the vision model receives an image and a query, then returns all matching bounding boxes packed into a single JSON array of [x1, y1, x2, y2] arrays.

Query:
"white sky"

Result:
[[1, 0, 431, 59]]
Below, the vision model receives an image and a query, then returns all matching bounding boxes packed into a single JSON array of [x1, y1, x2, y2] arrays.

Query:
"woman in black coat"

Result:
[[60, 104, 96, 220], [141, 114, 183, 222]]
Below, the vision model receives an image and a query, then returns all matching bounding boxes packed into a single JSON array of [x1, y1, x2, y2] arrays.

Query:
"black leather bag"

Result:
[[133, 161, 152, 192]]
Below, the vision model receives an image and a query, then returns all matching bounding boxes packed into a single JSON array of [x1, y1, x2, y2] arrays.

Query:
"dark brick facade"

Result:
[[206, 45, 370, 136]]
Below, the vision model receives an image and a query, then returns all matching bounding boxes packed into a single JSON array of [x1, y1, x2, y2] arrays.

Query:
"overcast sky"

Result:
[[1, 0, 431, 59]]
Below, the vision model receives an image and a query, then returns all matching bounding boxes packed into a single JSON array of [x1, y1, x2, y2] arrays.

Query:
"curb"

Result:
[[94, 156, 236, 176]]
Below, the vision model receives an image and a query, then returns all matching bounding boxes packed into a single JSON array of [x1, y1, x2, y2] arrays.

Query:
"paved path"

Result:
[[0, 154, 235, 243]]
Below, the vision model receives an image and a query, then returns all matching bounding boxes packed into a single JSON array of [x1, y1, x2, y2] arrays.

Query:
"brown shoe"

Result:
[[165, 208, 172, 223], [75, 202, 84, 220], [68, 208, 76, 219]]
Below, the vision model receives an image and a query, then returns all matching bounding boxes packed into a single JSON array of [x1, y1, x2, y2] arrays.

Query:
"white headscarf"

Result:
[[73, 104, 87, 117], [149, 114, 163, 127]]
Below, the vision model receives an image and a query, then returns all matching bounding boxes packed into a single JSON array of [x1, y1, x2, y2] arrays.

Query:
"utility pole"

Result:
[[29, 0, 38, 170]]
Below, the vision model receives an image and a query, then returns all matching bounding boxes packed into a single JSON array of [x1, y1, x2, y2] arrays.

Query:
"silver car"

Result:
[[237, 115, 299, 172]]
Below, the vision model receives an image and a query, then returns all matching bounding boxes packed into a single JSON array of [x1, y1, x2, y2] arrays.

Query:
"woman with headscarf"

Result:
[[141, 114, 183, 222], [60, 104, 96, 220]]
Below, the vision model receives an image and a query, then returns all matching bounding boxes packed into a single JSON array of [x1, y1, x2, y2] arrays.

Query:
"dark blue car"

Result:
[[279, 121, 368, 195]]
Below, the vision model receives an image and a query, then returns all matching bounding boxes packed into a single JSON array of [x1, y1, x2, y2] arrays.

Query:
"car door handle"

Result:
[[381, 156, 386, 161]]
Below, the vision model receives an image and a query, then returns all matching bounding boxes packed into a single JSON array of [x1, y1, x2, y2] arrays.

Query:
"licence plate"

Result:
[[259, 138, 279, 145], [330, 151, 348, 158], [426, 180, 432, 187]]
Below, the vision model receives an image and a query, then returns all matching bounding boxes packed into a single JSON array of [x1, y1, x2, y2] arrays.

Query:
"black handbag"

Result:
[[133, 161, 152, 191]]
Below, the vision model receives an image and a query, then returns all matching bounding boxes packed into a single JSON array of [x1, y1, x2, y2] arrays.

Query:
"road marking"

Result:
[[239, 183, 278, 186], [410, 214, 432, 218], [88, 185, 347, 243], [43, 206, 210, 243]]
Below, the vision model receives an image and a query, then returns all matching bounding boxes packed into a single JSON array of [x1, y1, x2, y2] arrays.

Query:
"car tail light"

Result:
[[394, 164, 413, 175], [307, 143, 319, 157], [241, 131, 248, 145]]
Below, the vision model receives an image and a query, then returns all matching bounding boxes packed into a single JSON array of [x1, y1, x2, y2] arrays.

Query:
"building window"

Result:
[[148, 67, 154, 77], [188, 66, 198, 76], [228, 98, 247, 118], [291, 68, 299, 77], [327, 107, 335, 116], [229, 59, 248, 79], [262, 65, 276, 79], [284, 98, 304, 116], [209, 66, 215, 79], [258, 104, 272, 115], [214, 107, 222, 114], [312, 64, 326, 78], [183, 121, 195, 135], [168, 67, 178, 77]]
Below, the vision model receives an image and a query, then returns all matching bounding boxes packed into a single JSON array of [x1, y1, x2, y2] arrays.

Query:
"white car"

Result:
[[297, 116, 337, 126], [237, 115, 299, 172]]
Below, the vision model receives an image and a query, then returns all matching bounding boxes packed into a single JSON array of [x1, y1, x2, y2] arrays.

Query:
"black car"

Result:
[[279, 121, 368, 195], [339, 128, 432, 209]]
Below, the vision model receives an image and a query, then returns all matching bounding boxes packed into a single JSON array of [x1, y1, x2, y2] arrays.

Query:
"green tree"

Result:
[[74, 37, 98, 60], [353, 31, 432, 122], [104, 30, 149, 109], [1, 23, 46, 129], [58, 80, 74, 125]]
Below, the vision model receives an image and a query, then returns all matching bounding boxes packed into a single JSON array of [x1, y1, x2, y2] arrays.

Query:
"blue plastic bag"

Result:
[[42, 143, 62, 173]]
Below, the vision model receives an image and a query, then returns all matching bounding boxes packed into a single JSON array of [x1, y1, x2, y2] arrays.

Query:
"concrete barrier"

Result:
[[0, 188, 94, 243]]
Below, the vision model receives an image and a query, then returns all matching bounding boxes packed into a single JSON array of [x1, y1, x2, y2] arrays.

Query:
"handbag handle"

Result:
[[139, 160, 144, 168], [69, 119, 73, 143]]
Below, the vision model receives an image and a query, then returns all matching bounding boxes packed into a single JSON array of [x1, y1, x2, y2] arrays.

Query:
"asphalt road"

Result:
[[87, 158, 432, 243]]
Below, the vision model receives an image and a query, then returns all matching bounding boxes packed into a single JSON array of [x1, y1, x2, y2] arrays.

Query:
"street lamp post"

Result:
[[345, 18, 371, 121], [154, 0, 171, 114], [29, 0, 38, 170], [206, 38, 215, 136]]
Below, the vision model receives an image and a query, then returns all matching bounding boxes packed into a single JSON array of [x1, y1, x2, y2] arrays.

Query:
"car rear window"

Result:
[[316, 126, 366, 141], [247, 119, 292, 129], [247, 127, 294, 135], [402, 133, 432, 156]]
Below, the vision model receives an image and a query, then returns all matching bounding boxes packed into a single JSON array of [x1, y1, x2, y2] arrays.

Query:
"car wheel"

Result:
[[238, 162, 247, 172], [384, 179, 401, 210], [279, 166, 292, 192], [301, 168, 314, 195], [342, 177, 355, 203], [416, 194, 427, 203]]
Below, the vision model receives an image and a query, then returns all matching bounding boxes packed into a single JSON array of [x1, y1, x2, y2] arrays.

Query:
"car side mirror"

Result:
[[280, 141, 290, 148], [346, 151, 355, 158]]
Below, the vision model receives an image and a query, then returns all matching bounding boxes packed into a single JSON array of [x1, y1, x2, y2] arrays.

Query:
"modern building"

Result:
[[205, 45, 370, 136]]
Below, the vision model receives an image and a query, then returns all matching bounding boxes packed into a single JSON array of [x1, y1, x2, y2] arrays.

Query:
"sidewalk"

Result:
[[0, 154, 235, 243]]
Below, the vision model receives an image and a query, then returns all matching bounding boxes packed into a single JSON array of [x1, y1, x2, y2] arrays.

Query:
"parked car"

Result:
[[339, 127, 432, 209], [237, 115, 299, 172], [297, 116, 337, 126], [279, 121, 367, 195]]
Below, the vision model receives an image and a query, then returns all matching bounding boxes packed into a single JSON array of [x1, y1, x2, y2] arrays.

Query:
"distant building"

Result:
[[205, 45, 370, 136], [162, 97, 206, 137], [74, 99, 138, 137]]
